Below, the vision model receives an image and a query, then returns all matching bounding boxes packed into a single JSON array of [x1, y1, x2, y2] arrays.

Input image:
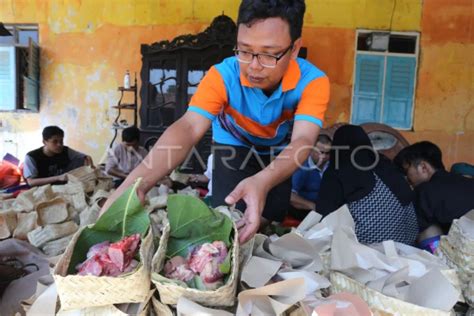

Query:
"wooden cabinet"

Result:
[[139, 15, 236, 173]]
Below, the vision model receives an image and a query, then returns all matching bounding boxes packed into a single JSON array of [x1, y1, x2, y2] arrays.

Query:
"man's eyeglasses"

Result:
[[233, 44, 293, 68]]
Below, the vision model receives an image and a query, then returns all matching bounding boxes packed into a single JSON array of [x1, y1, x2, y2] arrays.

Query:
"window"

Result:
[[351, 30, 419, 130], [0, 24, 39, 112]]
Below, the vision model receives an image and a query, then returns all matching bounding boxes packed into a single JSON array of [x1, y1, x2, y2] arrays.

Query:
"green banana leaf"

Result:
[[67, 179, 150, 274], [165, 194, 233, 258]]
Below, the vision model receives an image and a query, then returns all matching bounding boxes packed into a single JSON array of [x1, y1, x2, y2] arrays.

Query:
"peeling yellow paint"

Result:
[[1, 0, 422, 32], [0, 0, 471, 168], [306, 0, 421, 30]]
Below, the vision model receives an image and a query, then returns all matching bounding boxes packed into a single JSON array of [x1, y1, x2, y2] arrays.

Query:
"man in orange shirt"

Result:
[[101, 0, 330, 243]]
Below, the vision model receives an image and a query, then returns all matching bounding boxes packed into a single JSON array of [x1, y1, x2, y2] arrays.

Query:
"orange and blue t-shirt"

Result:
[[188, 56, 330, 149]]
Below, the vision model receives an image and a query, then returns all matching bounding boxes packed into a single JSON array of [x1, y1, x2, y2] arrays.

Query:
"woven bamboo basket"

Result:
[[467, 280, 474, 306], [438, 236, 474, 306], [36, 197, 69, 224], [151, 296, 173, 316], [447, 220, 474, 254], [330, 271, 454, 316], [320, 251, 331, 278], [67, 166, 99, 193], [439, 236, 474, 271], [151, 222, 239, 306], [53, 226, 153, 311]]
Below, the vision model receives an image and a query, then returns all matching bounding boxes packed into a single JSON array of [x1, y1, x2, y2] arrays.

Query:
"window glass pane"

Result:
[[0, 32, 15, 45], [187, 70, 205, 96], [357, 33, 370, 51], [149, 67, 177, 126], [18, 30, 38, 46], [388, 35, 416, 54], [0, 47, 17, 110]]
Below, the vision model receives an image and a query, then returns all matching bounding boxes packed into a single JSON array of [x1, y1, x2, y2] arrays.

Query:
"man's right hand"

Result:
[[99, 177, 148, 216], [98, 111, 211, 218], [225, 175, 270, 244]]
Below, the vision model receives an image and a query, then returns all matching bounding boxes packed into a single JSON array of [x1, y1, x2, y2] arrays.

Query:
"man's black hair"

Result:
[[122, 126, 140, 143], [394, 141, 445, 172], [42, 126, 64, 141], [317, 134, 332, 145], [237, 0, 306, 42]]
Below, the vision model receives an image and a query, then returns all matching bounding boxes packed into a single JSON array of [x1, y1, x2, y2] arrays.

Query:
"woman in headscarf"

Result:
[[316, 125, 418, 245]]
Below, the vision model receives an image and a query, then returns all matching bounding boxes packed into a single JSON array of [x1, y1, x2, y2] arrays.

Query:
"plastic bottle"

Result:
[[124, 70, 130, 89]]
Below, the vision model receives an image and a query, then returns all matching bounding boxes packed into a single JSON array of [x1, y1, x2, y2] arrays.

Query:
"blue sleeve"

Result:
[[292, 168, 305, 194], [66, 148, 87, 171], [188, 106, 216, 121]]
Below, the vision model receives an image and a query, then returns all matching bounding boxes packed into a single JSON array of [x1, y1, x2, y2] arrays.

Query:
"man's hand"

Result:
[[188, 174, 209, 184], [56, 174, 68, 182], [84, 156, 95, 169], [98, 111, 211, 218], [225, 175, 270, 244]]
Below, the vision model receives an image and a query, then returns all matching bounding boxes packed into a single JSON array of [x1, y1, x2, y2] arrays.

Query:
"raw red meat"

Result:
[[163, 256, 195, 282], [76, 234, 141, 277], [188, 241, 227, 274], [163, 241, 228, 289], [108, 233, 140, 271]]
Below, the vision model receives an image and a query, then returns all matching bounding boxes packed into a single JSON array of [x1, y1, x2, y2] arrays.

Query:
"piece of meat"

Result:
[[76, 234, 141, 277], [188, 241, 228, 274], [123, 259, 139, 274], [85, 241, 110, 258], [164, 262, 195, 282], [163, 256, 195, 282], [77, 256, 103, 276], [108, 233, 141, 271], [164, 256, 187, 275]]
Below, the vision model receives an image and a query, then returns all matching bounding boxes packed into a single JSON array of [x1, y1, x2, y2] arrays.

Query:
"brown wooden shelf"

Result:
[[118, 86, 137, 92], [112, 104, 136, 109], [111, 125, 128, 130], [110, 76, 138, 149]]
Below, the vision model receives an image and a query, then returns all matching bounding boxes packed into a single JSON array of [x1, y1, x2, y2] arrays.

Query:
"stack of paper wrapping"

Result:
[[174, 279, 307, 316], [287, 205, 461, 314], [234, 208, 348, 315], [330, 223, 461, 314], [293, 205, 356, 277]]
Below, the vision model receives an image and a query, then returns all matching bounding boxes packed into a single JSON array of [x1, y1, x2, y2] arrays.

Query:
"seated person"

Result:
[[289, 134, 331, 220], [394, 141, 474, 250], [105, 126, 149, 188], [316, 125, 418, 245], [23, 126, 94, 187]]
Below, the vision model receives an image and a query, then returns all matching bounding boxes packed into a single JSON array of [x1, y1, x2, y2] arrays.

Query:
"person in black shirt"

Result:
[[395, 141, 474, 241], [23, 126, 94, 187]]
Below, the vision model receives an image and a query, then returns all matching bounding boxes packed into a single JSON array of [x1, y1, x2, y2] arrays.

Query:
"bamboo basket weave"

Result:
[[53, 226, 153, 311], [438, 236, 474, 306], [151, 222, 239, 306], [330, 271, 454, 316], [446, 220, 474, 257], [439, 236, 474, 271]]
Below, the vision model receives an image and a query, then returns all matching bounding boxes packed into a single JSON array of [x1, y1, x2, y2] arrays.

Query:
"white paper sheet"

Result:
[[407, 269, 460, 311], [241, 256, 282, 288], [236, 278, 306, 316], [176, 297, 233, 316]]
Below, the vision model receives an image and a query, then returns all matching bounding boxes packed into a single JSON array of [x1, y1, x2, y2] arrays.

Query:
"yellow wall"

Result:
[[0, 0, 471, 168], [403, 0, 473, 167]]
